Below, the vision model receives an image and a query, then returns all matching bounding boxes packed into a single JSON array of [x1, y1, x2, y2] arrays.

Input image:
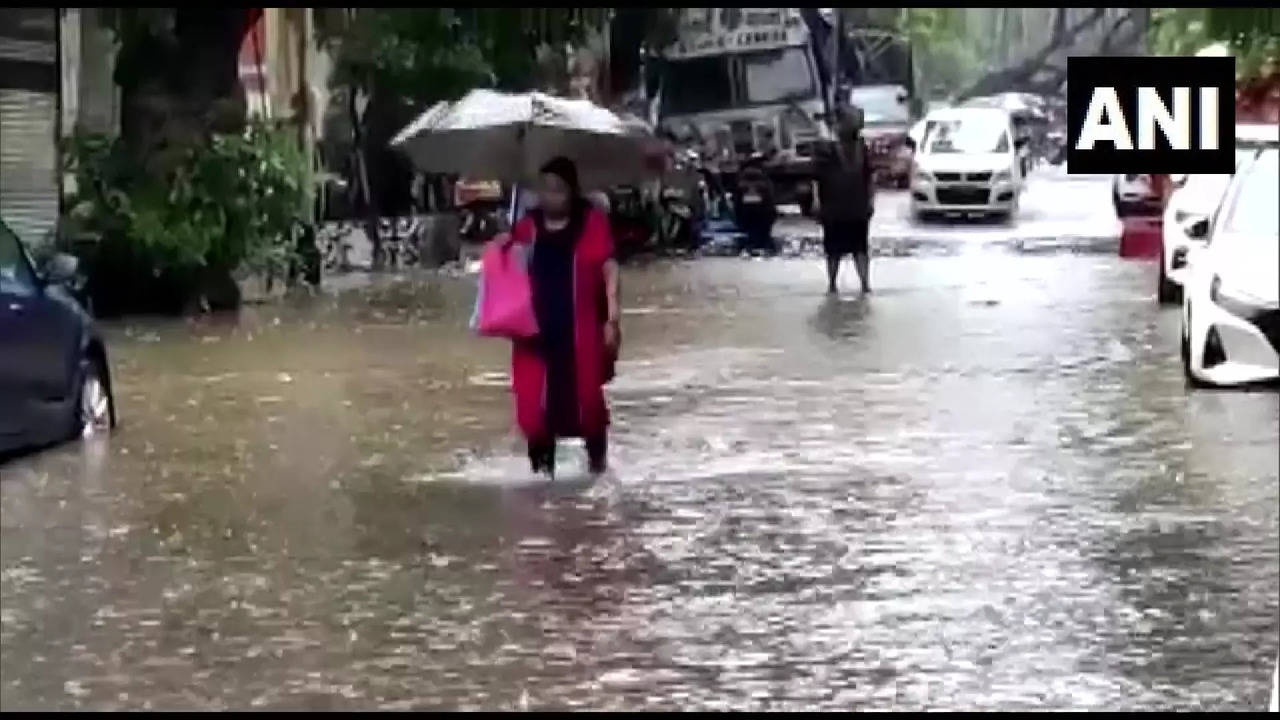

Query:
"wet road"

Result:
[[3, 183, 1278, 711]]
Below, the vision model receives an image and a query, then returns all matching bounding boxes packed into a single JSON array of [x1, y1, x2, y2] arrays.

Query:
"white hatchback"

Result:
[[1180, 148, 1280, 387], [909, 107, 1025, 222]]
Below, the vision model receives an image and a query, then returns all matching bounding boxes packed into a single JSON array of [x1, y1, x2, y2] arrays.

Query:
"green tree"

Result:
[[104, 8, 254, 180], [64, 125, 311, 315], [1150, 8, 1280, 79], [317, 8, 617, 266], [64, 9, 312, 314], [898, 9, 989, 98], [319, 8, 616, 107]]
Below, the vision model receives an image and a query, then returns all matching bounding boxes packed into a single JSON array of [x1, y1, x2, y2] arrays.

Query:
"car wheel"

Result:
[[1181, 313, 1210, 388], [913, 209, 933, 224], [1157, 262, 1181, 305], [71, 355, 115, 439], [1182, 343, 1209, 388]]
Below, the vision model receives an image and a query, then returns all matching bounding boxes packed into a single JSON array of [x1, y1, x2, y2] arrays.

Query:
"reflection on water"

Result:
[[2, 255, 1277, 710]]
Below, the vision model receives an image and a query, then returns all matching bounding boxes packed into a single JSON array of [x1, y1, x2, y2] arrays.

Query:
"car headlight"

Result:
[[913, 168, 934, 183], [992, 170, 1012, 183], [1210, 274, 1271, 319]]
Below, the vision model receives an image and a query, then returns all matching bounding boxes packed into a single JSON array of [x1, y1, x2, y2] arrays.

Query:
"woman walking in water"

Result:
[[509, 157, 620, 477]]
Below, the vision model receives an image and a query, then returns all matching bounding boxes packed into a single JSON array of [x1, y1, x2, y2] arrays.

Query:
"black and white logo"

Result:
[[1067, 56, 1235, 174]]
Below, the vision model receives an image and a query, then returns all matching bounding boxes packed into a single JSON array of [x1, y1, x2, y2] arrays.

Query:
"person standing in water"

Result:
[[508, 157, 620, 477], [733, 160, 779, 256], [816, 108, 875, 294]]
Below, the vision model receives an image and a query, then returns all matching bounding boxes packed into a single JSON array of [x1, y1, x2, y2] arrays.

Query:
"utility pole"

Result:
[[835, 8, 846, 111]]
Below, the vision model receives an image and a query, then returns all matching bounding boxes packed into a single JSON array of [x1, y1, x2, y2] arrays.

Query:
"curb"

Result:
[[695, 232, 1124, 258]]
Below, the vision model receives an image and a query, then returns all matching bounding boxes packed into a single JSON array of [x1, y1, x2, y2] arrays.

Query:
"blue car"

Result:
[[1, 219, 116, 455]]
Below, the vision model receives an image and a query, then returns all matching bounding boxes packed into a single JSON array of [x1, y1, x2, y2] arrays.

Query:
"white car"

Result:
[[1180, 148, 1279, 387], [1159, 123, 1280, 304], [909, 107, 1025, 222]]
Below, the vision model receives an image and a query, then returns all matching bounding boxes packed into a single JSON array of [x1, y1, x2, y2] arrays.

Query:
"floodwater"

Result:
[[3, 250, 1278, 710]]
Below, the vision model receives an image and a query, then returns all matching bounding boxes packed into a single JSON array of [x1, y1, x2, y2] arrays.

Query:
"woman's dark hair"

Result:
[[534, 155, 588, 234], [539, 156, 582, 199]]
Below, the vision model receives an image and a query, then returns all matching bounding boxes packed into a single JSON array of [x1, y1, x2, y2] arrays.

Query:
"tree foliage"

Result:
[[63, 125, 312, 313], [1150, 8, 1280, 79], [898, 9, 987, 96], [319, 8, 615, 105]]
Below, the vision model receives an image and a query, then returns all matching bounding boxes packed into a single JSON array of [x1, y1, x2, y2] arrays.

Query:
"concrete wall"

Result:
[[59, 8, 121, 138], [252, 8, 332, 138]]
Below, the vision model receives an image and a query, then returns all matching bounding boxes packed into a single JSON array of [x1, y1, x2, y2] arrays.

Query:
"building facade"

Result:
[[2, 7, 336, 249]]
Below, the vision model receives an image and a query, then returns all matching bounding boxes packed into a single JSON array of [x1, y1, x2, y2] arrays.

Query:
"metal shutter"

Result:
[[0, 88, 58, 249]]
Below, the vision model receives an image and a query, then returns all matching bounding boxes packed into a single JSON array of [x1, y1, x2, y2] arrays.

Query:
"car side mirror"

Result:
[[1014, 136, 1029, 149], [1185, 218, 1210, 241], [42, 252, 79, 286], [903, 137, 917, 153]]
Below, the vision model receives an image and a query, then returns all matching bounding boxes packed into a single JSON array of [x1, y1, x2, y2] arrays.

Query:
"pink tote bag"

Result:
[[473, 235, 539, 340]]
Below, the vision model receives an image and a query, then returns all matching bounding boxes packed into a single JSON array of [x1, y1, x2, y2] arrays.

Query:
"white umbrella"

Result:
[[390, 89, 658, 190]]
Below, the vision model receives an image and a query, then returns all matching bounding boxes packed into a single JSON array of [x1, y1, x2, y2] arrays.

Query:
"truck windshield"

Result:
[[741, 47, 815, 105], [662, 56, 733, 116]]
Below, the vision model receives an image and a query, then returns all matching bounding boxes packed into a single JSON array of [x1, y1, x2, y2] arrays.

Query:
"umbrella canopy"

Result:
[[391, 89, 660, 190]]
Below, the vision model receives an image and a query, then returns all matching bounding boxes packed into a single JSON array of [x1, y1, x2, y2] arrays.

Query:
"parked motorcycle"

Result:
[[657, 185, 696, 251], [459, 202, 501, 244], [375, 216, 423, 269], [607, 185, 653, 260]]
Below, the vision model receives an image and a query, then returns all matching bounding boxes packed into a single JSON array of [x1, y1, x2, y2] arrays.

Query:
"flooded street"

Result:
[[3, 183, 1278, 709]]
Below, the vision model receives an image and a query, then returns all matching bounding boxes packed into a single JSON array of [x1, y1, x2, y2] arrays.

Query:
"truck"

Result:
[[649, 8, 839, 214], [842, 26, 917, 188]]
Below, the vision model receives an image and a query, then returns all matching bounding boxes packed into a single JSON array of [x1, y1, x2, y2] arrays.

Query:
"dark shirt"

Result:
[[734, 170, 777, 230], [816, 138, 874, 223], [529, 208, 583, 437]]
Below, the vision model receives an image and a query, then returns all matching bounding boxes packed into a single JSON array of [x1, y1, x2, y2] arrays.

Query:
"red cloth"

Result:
[[1120, 216, 1163, 259], [509, 207, 615, 442]]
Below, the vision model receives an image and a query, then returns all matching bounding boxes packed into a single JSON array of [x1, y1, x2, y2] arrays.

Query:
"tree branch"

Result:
[[1051, 8, 1067, 44], [1098, 9, 1143, 56], [956, 7, 1107, 101]]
